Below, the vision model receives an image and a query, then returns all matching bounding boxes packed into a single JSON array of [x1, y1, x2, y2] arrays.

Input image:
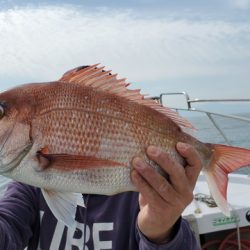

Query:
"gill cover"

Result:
[[0, 143, 33, 174]]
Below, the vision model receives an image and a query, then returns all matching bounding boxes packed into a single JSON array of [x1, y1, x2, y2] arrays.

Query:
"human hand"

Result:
[[131, 142, 202, 243]]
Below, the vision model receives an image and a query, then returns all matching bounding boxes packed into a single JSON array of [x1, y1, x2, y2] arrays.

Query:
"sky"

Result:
[[0, 0, 250, 113]]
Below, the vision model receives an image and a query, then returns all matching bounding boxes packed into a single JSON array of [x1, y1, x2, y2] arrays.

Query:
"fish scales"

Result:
[[32, 82, 184, 167]]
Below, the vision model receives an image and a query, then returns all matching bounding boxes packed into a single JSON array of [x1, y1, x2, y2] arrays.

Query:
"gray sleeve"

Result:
[[136, 218, 199, 250]]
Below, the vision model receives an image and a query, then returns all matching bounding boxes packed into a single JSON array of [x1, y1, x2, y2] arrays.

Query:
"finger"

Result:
[[176, 142, 202, 187], [146, 146, 188, 192], [132, 157, 177, 202], [176, 142, 202, 169], [131, 170, 166, 208], [138, 193, 147, 207]]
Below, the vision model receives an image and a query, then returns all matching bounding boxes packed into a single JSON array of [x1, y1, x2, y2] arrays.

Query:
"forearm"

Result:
[[137, 218, 199, 250]]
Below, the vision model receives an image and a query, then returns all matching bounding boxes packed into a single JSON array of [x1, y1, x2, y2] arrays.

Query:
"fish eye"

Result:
[[0, 104, 5, 119]]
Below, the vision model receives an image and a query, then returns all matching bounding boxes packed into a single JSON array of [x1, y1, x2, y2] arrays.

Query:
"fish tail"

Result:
[[203, 144, 250, 216]]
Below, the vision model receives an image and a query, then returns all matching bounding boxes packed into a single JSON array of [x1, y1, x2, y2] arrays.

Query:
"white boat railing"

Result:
[[151, 92, 250, 146]]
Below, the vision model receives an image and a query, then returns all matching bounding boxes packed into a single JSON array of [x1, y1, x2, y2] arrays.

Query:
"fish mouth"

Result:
[[0, 143, 33, 174]]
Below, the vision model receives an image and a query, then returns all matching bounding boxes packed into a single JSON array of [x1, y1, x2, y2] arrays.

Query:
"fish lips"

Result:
[[0, 143, 33, 174]]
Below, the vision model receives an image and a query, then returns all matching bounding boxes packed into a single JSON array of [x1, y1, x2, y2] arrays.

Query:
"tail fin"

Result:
[[203, 144, 250, 216]]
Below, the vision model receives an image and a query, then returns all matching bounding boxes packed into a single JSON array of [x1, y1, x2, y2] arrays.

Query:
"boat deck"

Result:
[[183, 173, 250, 234]]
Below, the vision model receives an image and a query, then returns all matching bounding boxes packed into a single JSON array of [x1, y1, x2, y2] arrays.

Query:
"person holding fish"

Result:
[[1, 65, 250, 249]]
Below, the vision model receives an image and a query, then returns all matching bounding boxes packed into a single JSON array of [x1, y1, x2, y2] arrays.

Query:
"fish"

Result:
[[0, 64, 250, 227]]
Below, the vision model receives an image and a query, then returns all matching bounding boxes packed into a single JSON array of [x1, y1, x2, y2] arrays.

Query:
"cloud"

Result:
[[230, 0, 250, 10], [0, 5, 250, 93]]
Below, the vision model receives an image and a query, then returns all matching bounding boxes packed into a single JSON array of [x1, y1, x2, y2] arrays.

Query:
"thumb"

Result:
[[176, 142, 202, 187]]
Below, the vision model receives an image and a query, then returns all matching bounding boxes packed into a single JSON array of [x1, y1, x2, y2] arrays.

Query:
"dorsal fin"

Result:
[[59, 64, 194, 129]]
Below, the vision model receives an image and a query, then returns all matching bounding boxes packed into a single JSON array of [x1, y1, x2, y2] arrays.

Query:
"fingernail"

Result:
[[147, 146, 160, 156], [133, 158, 145, 169], [177, 142, 188, 150]]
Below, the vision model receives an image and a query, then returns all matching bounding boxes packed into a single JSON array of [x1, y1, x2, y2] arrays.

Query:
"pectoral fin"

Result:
[[36, 147, 52, 171], [37, 152, 124, 171], [41, 189, 85, 228]]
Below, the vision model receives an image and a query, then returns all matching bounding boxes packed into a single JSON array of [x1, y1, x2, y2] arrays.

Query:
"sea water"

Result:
[[188, 112, 250, 175]]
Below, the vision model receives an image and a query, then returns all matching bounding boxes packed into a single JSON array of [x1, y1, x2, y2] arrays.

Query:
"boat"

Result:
[[153, 92, 250, 249], [185, 173, 250, 249]]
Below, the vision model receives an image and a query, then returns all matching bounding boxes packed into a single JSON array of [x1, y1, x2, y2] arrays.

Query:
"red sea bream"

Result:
[[1, 64, 250, 226]]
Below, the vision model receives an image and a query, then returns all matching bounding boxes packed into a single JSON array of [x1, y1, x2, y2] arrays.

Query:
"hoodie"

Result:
[[0, 181, 199, 250]]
